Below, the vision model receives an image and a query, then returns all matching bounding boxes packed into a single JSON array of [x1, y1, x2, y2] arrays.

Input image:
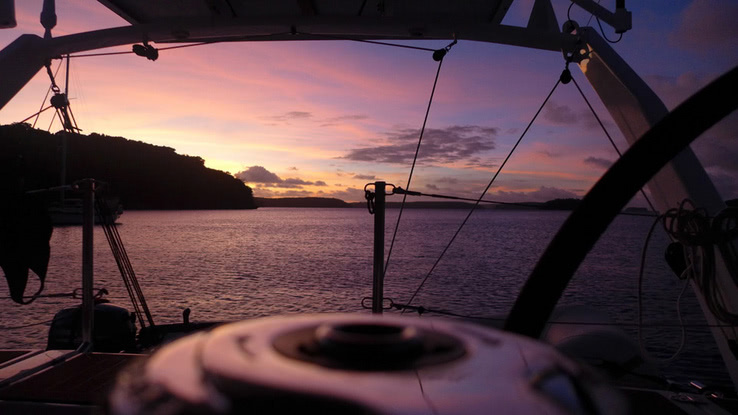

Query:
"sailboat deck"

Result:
[[0, 350, 33, 365], [0, 352, 143, 414], [0, 347, 736, 414]]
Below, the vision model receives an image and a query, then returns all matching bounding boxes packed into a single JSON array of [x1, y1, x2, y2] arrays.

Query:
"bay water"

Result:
[[0, 208, 731, 389]]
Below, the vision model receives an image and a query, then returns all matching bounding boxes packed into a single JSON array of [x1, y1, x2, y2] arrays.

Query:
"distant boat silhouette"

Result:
[[48, 195, 123, 226]]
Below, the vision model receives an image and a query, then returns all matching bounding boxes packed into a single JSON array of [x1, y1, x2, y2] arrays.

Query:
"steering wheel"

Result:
[[504, 66, 738, 338]]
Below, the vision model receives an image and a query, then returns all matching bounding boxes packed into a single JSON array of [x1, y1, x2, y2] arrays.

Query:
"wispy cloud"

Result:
[[263, 111, 313, 124], [320, 114, 370, 127], [538, 150, 563, 158], [543, 101, 579, 125], [542, 100, 617, 134]]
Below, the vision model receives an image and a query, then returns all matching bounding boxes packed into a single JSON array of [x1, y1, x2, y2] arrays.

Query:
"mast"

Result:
[[59, 54, 69, 202]]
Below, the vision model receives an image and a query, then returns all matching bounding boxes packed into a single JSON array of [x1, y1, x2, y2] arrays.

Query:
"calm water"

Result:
[[0, 208, 731, 388]]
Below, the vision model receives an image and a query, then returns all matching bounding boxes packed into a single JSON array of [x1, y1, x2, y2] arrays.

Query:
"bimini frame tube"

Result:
[[0, 14, 577, 110]]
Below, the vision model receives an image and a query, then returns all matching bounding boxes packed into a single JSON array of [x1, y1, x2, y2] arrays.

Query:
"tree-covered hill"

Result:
[[0, 123, 256, 210]]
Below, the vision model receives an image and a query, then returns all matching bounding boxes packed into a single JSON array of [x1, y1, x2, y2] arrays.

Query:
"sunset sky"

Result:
[[0, 1, 736, 203]]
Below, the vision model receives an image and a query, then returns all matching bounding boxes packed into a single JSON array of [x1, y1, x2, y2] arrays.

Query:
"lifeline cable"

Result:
[[383, 300, 737, 328], [402, 76, 562, 311]]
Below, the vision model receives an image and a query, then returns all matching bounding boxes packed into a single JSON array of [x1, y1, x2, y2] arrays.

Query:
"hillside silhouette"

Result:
[[0, 123, 256, 210]]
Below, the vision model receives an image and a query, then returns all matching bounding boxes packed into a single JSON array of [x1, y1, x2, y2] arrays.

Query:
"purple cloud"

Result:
[[342, 125, 498, 166], [670, 0, 738, 61], [583, 157, 612, 169], [235, 166, 282, 184], [543, 101, 579, 125]]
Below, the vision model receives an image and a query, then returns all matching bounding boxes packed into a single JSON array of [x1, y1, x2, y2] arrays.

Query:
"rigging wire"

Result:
[[296, 31, 438, 52], [31, 59, 62, 128], [63, 30, 437, 67], [23, 55, 153, 327], [96, 193, 155, 328], [65, 31, 436, 61], [67, 33, 290, 59], [20, 105, 54, 125], [570, 76, 658, 213], [68, 49, 136, 58], [46, 110, 57, 132], [41, 55, 79, 134], [383, 41, 455, 279], [379, 300, 735, 329], [68, 42, 212, 59], [402, 76, 563, 311]]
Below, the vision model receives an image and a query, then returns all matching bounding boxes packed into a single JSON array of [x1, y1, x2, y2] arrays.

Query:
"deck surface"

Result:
[[0, 351, 32, 365], [0, 353, 142, 405]]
